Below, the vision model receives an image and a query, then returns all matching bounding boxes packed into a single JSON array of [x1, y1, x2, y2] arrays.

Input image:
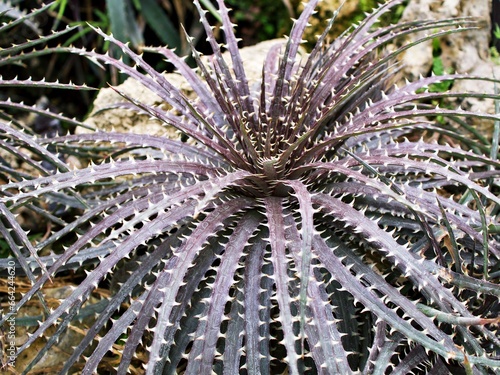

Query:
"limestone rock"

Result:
[[81, 72, 190, 137], [400, 0, 492, 79], [82, 39, 291, 136], [400, 0, 499, 133]]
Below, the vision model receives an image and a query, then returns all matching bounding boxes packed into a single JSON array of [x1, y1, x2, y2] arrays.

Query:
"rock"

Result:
[[400, 0, 492, 78], [82, 39, 292, 136], [400, 0, 499, 134]]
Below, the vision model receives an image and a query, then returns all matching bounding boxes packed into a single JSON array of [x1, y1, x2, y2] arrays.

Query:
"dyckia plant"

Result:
[[1, 0, 500, 373]]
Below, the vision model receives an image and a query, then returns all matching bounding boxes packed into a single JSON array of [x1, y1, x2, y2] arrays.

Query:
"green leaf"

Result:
[[138, 0, 181, 49], [105, 0, 143, 48], [428, 57, 454, 92]]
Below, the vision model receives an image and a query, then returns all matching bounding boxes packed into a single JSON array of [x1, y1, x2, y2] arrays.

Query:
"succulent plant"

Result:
[[1, 0, 500, 374]]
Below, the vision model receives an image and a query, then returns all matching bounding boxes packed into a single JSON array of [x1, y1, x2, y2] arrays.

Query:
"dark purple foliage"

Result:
[[1, 1, 500, 374]]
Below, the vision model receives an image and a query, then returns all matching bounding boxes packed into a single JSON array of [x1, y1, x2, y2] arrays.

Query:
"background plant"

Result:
[[492, 24, 500, 64], [48, 0, 216, 85], [1, 0, 500, 374]]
